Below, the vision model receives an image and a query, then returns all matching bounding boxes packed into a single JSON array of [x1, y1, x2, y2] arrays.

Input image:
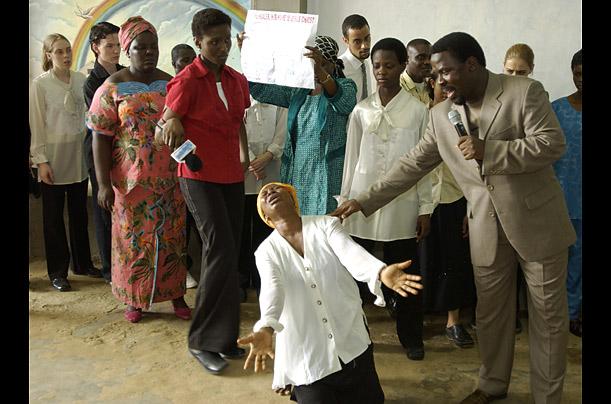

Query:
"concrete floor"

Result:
[[28, 258, 582, 404]]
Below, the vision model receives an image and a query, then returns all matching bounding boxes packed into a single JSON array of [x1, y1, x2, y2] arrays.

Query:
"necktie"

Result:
[[360, 63, 368, 101]]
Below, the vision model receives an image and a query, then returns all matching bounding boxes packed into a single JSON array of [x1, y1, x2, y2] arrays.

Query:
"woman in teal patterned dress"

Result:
[[246, 36, 357, 215]]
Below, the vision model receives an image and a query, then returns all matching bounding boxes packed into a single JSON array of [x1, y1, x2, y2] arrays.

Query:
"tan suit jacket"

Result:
[[356, 71, 576, 267]]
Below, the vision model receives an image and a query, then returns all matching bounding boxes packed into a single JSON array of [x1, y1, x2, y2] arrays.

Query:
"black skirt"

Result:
[[419, 197, 476, 312]]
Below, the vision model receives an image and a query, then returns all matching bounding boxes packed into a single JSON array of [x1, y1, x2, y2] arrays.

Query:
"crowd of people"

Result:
[[29, 6, 582, 404]]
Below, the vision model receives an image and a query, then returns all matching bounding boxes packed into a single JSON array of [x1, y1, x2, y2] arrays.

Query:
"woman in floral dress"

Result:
[[87, 16, 189, 323]]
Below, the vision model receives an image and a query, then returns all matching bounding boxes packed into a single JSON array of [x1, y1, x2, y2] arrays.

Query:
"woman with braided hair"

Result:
[[239, 34, 357, 215]]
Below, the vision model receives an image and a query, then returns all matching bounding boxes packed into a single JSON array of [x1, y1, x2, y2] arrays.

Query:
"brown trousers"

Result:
[[473, 221, 568, 404]]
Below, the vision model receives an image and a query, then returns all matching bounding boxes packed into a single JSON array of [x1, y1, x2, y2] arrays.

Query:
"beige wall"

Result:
[[308, 0, 581, 102], [252, 0, 306, 12]]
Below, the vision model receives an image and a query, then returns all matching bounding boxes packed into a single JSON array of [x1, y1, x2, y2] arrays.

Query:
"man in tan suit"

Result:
[[332, 32, 576, 404]]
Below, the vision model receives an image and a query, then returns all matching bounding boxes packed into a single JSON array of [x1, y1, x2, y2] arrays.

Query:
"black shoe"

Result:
[[406, 345, 425, 361], [569, 319, 582, 337], [189, 349, 228, 374], [219, 346, 246, 360], [51, 278, 71, 292], [515, 318, 523, 334], [102, 273, 112, 284], [74, 267, 103, 278], [446, 324, 474, 348]]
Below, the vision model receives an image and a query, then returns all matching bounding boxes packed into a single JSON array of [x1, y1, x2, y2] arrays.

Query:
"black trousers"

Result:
[[185, 208, 203, 277], [238, 194, 272, 294], [179, 178, 244, 352], [88, 164, 112, 279], [291, 344, 384, 404], [353, 237, 424, 349], [40, 179, 93, 280]]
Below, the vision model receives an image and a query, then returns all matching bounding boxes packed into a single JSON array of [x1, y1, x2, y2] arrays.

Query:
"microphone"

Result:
[[448, 110, 468, 137], [184, 152, 202, 171], [155, 119, 203, 171]]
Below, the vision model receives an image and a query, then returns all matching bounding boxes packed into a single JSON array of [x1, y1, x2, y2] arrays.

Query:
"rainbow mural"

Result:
[[71, 0, 248, 71]]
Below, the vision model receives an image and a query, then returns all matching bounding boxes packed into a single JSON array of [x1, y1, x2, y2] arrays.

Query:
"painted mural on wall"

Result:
[[29, 0, 251, 81]]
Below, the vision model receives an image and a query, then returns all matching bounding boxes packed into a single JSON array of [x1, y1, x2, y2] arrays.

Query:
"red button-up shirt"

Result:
[[165, 56, 250, 183]]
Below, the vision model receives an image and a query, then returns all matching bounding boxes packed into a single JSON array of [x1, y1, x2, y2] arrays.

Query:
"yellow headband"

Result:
[[256, 182, 300, 228]]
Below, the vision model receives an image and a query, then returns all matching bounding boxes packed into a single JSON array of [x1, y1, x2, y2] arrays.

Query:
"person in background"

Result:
[[160, 8, 251, 374], [340, 38, 431, 361], [239, 99, 287, 300], [338, 14, 373, 102], [402, 36, 476, 347], [170, 43, 199, 290], [83, 21, 124, 284], [421, 71, 476, 348], [337, 14, 375, 305], [503, 43, 534, 77], [30, 33, 101, 292], [238, 182, 423, 403], [333, 32, 575, 404], [239, 33, 357, 215], [171, 44, 197, 74], [501, 42, 536, 333], [400, 38, 433, 106], [552, 49, 582, 338], [88, 16, 190, 324]]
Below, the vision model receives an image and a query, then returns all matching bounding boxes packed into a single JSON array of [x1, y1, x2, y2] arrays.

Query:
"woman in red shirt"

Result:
[[160, 8, 250, 375]]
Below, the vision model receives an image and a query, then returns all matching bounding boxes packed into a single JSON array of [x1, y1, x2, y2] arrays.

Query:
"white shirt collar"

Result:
[[339, 48, 366, 71]]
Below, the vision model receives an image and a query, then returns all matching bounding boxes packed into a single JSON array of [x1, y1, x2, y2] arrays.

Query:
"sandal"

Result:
[[124, 307, 143, 323], [174, 306, 192, 320]]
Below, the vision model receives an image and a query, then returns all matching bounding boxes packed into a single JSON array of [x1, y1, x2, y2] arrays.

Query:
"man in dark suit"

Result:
[[83, 22, 125, 283], [333, 32, 575, 404]]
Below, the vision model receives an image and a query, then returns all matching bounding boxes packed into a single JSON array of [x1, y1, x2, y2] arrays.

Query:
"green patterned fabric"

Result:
[[249, 79, 357, 214]]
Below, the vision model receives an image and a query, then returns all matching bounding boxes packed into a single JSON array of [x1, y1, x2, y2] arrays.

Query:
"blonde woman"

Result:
[[29, 33, 101, 292], [503, 43, 534, 76]]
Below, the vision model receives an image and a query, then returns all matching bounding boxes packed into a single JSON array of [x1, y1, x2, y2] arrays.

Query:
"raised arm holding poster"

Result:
[[241, 10, 318, 89]]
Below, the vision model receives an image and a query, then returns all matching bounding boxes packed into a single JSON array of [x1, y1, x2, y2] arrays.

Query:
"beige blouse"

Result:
[[29, 70, 88, 185]]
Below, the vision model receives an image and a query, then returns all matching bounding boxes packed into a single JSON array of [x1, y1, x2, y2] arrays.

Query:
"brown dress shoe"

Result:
[[460, 389, 507, 404]]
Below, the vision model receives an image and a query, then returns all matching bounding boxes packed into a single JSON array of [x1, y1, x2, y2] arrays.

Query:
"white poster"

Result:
[[241, 10, 318, 89]]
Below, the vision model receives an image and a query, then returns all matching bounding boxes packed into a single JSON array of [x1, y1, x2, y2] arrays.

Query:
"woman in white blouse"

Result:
[[339, 38, 431, 361], [237, 182, 423, 403], [30, 33, 99, 291], [238, 98, 287, 299]]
